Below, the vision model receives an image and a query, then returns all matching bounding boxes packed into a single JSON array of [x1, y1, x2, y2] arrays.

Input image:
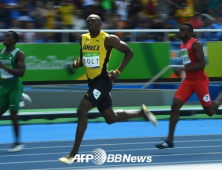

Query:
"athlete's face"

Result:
[[179, 25, 190, 40], [3, 32, 16, 46], [87, 16, 101, 32]]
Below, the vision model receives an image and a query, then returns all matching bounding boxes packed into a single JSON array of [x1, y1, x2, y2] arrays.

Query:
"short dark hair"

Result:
[[183, 23, 193, 33], [8, 31, 19, 43]]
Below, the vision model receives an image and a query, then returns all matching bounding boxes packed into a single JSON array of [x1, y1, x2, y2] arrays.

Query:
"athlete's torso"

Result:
[[81, 31, 112, 84], [0, 48, 21, 86], [180, 38, 207, 79]]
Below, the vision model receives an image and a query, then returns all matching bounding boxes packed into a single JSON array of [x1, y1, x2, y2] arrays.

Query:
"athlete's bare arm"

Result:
[[0, 51, 26, 77], [105, 35, 133, 72], [185, 41, 205, 71], [73, 36, 84, 69], [105, 35, 133, 81]]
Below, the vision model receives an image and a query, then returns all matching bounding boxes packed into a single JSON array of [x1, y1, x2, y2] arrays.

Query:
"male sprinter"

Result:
[[156, 23, 222, 149], [59, 14, 158, 164], [0, 31, 26, 152]]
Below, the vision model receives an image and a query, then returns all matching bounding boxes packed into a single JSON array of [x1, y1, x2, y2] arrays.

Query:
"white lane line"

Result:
[[0, 133, 221, 145], [1, 144, 222, 153], [0, 151, 221, 159], [0, 139, 222, 151], [27, 161, 222, 170], [1, 139, 222, 151], [0, 160, 57, 165]]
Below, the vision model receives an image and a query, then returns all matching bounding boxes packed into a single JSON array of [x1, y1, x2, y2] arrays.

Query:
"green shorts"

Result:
[[0, 82, 23, 111]]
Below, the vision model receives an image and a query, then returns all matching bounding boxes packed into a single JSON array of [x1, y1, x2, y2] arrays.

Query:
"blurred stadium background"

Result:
[[0, 0, 222, 169]]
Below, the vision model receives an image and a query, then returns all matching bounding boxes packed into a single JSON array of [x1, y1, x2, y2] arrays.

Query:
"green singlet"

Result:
[[0, 48, 23, 111]]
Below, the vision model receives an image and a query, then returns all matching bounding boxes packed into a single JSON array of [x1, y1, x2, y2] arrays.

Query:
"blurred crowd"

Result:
[[0, 0, 222, 43]]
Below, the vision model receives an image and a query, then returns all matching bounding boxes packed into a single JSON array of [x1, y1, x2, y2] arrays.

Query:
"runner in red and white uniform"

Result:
[[156, 23, 222, 149]]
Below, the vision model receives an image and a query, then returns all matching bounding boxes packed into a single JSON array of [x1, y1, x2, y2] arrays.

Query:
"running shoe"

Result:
[[142, 104, 158, 126], [58, 154, 78, 164], [21, 93, 32, 104], [156, 140, 174, 149], [19, 101, 25, 107], [8, 143, 24, 152]]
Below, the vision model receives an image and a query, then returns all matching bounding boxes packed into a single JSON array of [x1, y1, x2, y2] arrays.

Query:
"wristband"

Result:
[[116, 69, 121, 74]]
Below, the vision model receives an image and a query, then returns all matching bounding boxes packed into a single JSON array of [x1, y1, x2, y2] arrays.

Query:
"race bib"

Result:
[[1, 67, 13, 79], [93, 89, 101, 100], [83, 52, 100, 68], [203, 94, 210, 102], [181, 49, 191, 65]]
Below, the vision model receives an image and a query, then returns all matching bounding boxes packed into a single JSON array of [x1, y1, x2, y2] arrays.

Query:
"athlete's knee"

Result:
[[171, 98, 183, 113], [105, 119, 115, 125], [104, 115, 117, 125], [105, 116, 118, 125], [104, 110, 121, 125], [204, 105, 215, 117], [10, 111, 18, 120], [171, 103, 180, 114], [77, 108, 88, 123], [206, 110, 214, 117]]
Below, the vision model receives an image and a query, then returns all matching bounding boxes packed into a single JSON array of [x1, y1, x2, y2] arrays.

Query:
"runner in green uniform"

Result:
[[0, 31, 26, 152]]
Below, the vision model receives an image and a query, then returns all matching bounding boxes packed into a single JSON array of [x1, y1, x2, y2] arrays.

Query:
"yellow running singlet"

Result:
[[81, 31, 112, 80]]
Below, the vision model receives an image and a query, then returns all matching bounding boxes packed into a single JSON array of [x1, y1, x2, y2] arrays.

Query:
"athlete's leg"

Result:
[[212, 88, 222, 111], [156, 79, 194, 149], [167, 98, 184, 142], [167, 79, 194, 142], [9, 83, 23, 145], [195, 78, 222, 116], [0, 105, 9, 116], [98, 93, 146, 124], [59, 98, 93, 164], [9, 110, 19, 143], [69, 99, 92, 156], [101, 107, 145, 124], [59, 80, 110, 164], [0, 87, 10, 116], [202, 90, 222, 116]]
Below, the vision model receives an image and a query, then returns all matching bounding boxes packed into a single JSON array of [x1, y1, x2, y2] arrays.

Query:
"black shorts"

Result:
[[84, 79, 113, 113]]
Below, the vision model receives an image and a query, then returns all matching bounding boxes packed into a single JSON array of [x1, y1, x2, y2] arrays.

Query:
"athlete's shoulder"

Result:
[[105, 34, 119, 41], [16, 50, 25, 58], [101, 31, 109, 37], [81, 33, 90, 42], [0, 48, 5, 54], [192, 40, 203, 51], [82, 32, 90, 37]]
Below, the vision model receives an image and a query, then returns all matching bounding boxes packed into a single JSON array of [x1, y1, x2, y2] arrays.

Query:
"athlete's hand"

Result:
[[73, 60, 78, 69], [174, 68, 185, 76], [73, 55, 80, 69], [108, 70, 120, 81], [65, 56, 79, 75]]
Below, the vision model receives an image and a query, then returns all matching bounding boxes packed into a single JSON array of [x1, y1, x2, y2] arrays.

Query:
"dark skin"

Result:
[[69, 14, 146, 156], [167, 25, 222, 142], [0, 32, 26, 144]]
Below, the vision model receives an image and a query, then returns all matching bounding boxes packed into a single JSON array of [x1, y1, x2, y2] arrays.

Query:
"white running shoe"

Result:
[[8, 143, 24, 152], [58, 154, 78, 164], [19, 101, 25, 107], [21, 93, 32, 104], [142, 104, 158, 126]]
